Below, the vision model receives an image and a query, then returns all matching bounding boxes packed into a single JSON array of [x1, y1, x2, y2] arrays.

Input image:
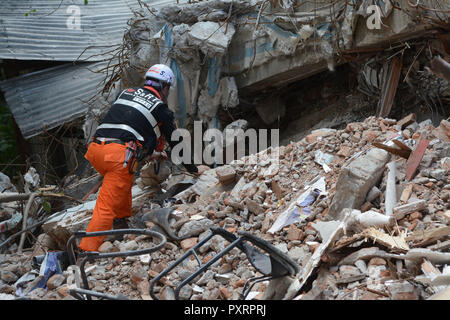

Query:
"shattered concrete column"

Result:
[[327, 148, 390, 221], [189, 21, 236, 124]]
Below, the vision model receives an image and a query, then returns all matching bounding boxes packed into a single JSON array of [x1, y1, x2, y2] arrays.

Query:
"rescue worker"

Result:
[[79, 64, 209, 252]]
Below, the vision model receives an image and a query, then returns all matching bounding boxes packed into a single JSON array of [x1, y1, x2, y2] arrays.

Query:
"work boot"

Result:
[[113, 218, 129, 230]]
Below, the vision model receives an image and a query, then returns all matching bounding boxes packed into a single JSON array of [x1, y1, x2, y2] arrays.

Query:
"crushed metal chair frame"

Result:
[[67, 228, 166, 300], [149, 227, 299, 300]]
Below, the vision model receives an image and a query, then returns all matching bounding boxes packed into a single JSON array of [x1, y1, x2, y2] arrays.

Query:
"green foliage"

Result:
[[24, 1, 88, 16], [24, 9, 36, 17], [42, 199, 52, 213]]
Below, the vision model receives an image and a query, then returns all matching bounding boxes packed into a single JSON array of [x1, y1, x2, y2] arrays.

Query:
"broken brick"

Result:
[[337, 146, 352, 157], [232, 279, 245, 288], [360, 201, 373, 212], [180, 237, 198, 251], [219, 287, 232, 300], [216, 166, 236, 185], [368, 258, 387, 267], [409, 211, 423, 221], [287, 224, 304, 241]]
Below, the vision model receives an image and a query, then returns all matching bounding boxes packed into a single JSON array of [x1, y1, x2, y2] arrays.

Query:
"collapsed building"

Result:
[[0, 0, 449, 300], [114, 0, 449, 135]]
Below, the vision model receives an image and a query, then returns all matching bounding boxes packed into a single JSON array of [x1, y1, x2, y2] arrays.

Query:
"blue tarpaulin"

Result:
[[35, 252, 63, 289]]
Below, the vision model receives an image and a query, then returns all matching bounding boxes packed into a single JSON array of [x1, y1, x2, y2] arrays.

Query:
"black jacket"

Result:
[[95, 86, 198, 173]]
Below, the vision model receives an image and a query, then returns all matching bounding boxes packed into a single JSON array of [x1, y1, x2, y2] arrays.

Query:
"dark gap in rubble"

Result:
[[230, 63, 376, 148], [0, 59, 67, 79], [223, 42, 449, 152]]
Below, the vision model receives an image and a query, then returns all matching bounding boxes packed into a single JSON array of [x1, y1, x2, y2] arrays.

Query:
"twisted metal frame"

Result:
[[66, 228, 166, 300], [149, 227, 299, 300]]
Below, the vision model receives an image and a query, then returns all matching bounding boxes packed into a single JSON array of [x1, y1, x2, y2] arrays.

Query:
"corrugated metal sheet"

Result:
[[0, 0, 175, 61], [0, 0, 183, 139], [0, 61, 109, 139]]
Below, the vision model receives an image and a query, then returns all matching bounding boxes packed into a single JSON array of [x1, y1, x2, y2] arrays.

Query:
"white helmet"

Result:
[[145, 64, 175, 87]]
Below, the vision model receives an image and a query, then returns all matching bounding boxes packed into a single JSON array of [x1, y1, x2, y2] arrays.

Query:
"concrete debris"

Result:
[[0, 172, 17, 193], [327, 148, 390, 221], [188, 21, 235, 57], [23, 167, 40, 193], [1, 111, 449, 300], [110, 0, 450, 131], [1, 0, 450, 301], [346, 209, 394, 233]]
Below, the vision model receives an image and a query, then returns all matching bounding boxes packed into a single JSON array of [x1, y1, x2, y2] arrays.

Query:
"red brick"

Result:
[[392, 292, 419, 300], [380, 270, 391, 277], [216, 166, 236, 185], [424, 182, 434, 188], [232, 279, 245, 288], [202, 255, 213, 264], [409, 211, 423, 220], [287, 225, 304, 241], [219, 287, 232, 300], [337, 146, 352, 157], [226, 227, 237, 234], [363, 130, 378, 142], [368, 257, 386, 266], [409, 219, 419, 231], [360, 201, 373, 212], [306, 134, 319, 143], [181, 237, 198, 251], [57, 285, 70, 298]]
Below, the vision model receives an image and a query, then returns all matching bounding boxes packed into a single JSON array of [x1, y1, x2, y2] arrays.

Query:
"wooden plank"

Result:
[[329, 234, 363, 252], [392, 139, 412, 151], [361, 227, 410, 252], [399, 184, 413, 203], [406, 226, 450, 242], [405, 137, 430, 180], [427, 239, 450, 251], [392, 200, 426, 220], [397, 113, 416, 129], [372, 142, 411, 159], [377, 56, 403, 118]]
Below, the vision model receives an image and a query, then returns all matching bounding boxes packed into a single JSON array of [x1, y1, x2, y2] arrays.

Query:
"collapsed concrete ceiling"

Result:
[[107, 0, 449, 134]]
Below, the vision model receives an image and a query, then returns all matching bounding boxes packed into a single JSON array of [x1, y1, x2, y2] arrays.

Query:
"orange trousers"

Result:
[[79, 141, 134, 252]]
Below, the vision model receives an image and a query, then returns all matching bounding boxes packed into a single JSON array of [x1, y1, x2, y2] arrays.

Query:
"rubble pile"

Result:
[[1, 113, 448, 300], [1, 0, 449, 301]]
